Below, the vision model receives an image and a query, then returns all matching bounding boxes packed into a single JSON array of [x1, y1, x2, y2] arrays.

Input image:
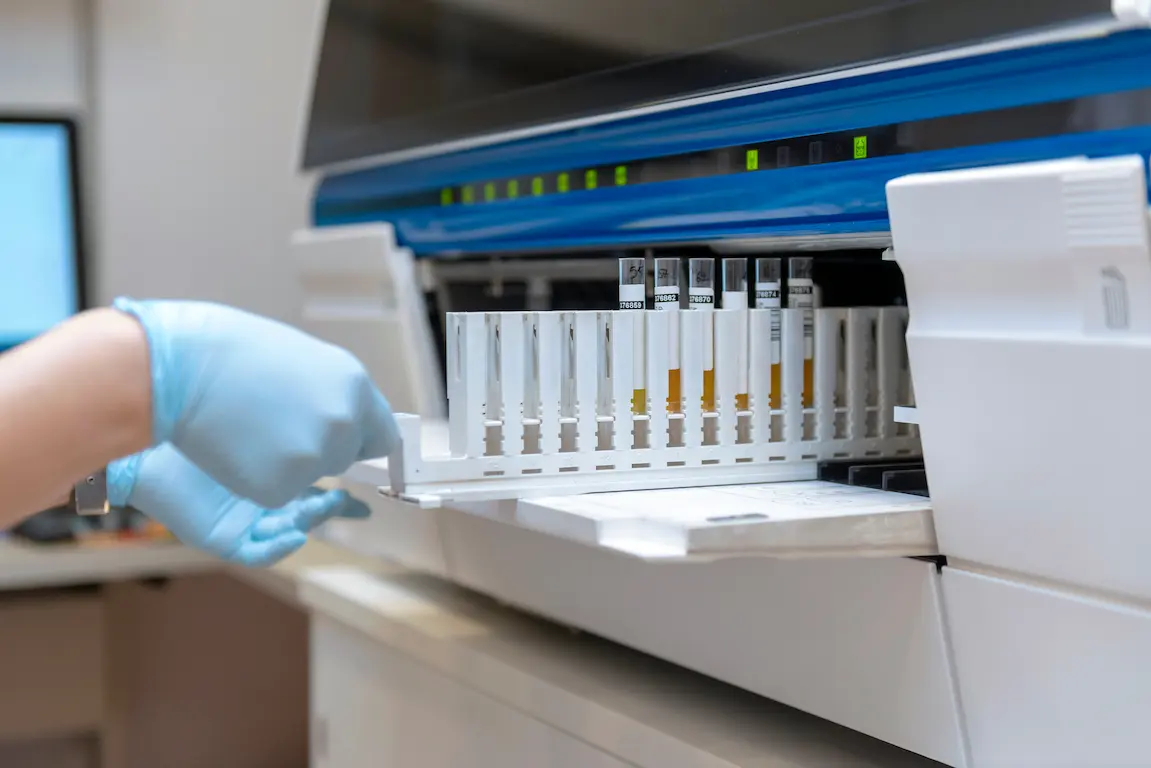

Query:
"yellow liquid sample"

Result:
[[735, 393, 749, 411], [770, 363, 781, 409], [803, 357, 814, 408], [667, 369, 682, 413], [631, 388, 647, 415], [702, 368, 716, 412]]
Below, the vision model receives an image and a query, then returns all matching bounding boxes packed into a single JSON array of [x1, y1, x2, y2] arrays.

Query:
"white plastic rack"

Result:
[[353, 305, 921, 507]]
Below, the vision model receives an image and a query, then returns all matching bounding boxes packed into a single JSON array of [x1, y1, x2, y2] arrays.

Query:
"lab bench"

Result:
[[0, 537, 942, 768]]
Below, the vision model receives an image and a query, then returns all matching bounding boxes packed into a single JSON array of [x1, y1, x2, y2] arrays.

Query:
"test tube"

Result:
[[788, 257, 816, 408], [722, 258, 749, 411], [688, 257, 716, 412], [618, 256, 647, 414], [654, 257, 682, 412], [561, 318, 576, 420], [755, 258, 783, 409], [485, 316, 503, 455]]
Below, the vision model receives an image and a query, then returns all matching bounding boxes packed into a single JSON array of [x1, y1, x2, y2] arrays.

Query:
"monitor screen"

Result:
[[302, 0, 1111, 168], [0, 120, 82, 351]]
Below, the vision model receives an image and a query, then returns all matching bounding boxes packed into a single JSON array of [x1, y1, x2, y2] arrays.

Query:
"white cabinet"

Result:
[[0, 593, 103, 742], [943, 567, 1151, 768], [309, 615, 630, 768]]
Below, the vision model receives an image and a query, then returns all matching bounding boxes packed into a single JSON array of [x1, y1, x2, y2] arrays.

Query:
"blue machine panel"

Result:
[[313, 30, 1151, 255]]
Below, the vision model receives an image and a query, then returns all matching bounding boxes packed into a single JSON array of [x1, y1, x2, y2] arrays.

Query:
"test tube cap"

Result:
[[689, 258, 715, 289], [619, 256, 646, 286], [655, 257, 681, 288], [756, 257, 782, 283], [723, 258, 748, 292], [788, 256, 813, 280]]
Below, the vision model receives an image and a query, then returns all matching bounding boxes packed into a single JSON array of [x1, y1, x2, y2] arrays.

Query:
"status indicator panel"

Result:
[[446, 129, 880, 207], [364, 126, 890, 213], [316, 86, 1151, 219]]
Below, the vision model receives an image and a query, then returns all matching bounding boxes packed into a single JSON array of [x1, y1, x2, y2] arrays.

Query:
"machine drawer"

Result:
[[429, 508, 964, 765], [337, 411, 958, 762]]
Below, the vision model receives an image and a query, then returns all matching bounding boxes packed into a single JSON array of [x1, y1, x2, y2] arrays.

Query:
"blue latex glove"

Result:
[[109, 445, 369, 566], [112, 297, 398, 508]]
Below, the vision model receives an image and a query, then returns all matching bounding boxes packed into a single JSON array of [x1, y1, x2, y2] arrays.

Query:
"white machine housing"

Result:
[[296, 153, 1151, 768], [293, 224, 444, 420]]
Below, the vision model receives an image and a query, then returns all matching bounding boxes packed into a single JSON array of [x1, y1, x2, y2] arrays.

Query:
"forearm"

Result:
[[0, 308, 153, 528]]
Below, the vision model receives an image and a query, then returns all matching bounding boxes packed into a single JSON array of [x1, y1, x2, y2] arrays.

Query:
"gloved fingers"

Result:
[[232, 531, 308, 568], [249, 489, 354, 541], [291, 489, 371, 528], [356, 387, 400, 461], [337, 496, 371, 520]]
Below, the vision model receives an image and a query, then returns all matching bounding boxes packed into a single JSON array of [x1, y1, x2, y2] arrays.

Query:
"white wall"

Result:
[[91, 0, 328, 321], [0, 0, 86, 113]]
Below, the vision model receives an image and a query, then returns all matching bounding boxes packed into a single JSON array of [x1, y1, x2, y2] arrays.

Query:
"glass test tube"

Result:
[[618, 257, 647, 414], [722, 259, 750, 411], [688, 258, 716, 412], [654, 257, 682, 412], [755, 258, 783, 409], [788, 257, 816, 408]]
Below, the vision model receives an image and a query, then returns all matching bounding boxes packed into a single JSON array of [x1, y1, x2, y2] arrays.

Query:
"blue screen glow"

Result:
[[0, 122, 78, 350]]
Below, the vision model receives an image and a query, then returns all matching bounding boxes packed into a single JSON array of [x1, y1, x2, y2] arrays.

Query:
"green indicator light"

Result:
[[507, 179, 519, 199], [557, 173, 570, 193], [853, 135, 868, 159], [585, 169, 598, 190], [746, 149, 759, 171], [484, 182, 496, 202], [440, 188, 453, 206], [614, 165, 627, 186], [461, 186, 475, 204], [531, 177, 544, 196]]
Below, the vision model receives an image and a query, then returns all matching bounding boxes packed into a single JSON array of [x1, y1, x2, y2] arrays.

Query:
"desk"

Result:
[[0, 539, 943, 768], [0, 539, 215, 590]]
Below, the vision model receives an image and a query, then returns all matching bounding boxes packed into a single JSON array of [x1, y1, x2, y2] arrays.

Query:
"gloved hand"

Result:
[[112, 297, 398, 508], [108, 444, 369, 566]]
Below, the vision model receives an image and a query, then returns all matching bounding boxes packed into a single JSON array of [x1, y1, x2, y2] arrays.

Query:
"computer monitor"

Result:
[[0, 118, 84, 353]]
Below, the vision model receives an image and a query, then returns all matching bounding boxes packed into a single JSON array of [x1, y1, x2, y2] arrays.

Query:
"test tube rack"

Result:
[[367, 306, 920, 507]]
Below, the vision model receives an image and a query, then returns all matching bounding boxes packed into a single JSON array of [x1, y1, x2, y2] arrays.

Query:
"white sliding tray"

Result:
[[515, 482, 936, 560], [343, 422, 937, 562]]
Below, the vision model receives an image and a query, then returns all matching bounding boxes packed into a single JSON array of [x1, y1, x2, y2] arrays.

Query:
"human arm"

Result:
[[0, 308, 152, 528], [0, 298, 397, 565]]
